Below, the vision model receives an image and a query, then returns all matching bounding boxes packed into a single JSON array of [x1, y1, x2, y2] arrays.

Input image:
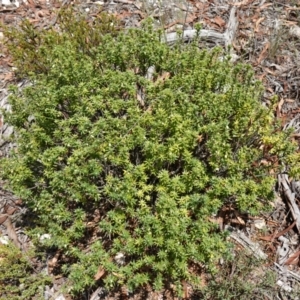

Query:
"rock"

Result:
[[39, 234, 51, 242], [0, 235, 9, 245], [54, 295, 65, 300], [1, 0, 12, 6]]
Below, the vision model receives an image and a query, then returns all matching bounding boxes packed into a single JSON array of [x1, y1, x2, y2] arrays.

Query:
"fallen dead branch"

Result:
[[278, 174, 300, 233], [227, 225, 268, 260], [164, 5, 238, 54]]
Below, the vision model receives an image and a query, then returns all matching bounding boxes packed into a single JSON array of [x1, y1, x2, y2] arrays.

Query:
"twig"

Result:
[[278, 174, 300, 232]]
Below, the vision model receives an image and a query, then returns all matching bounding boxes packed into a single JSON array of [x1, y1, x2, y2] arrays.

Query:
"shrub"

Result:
[[196, 250, 279, 300], [1, 7, 119, 78], [1, 16, 299, 296], [0, 242, 51, 299]]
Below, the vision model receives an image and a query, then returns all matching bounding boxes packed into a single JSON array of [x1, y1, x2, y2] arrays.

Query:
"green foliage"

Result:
[[197, 251, 279, 300], [0, 243, 51, 299], [1, 7, 119, 78], [1, 15, 300, 296]]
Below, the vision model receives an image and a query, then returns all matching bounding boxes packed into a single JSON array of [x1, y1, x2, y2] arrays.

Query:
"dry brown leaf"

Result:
[[154, 72, 170, 85], [48, 251, 61, 273], [255, 73, 266, 81], [0, 215, 8, 225], [120, 285, 129, 300], [281, 80, 288, 93], [208, 216, 223, 230], [254, 17, 265, 32], [276, 97, 285, 117], [286, 7, 300, 11], [260, 221, 296, 241], [50, 256, 58, 265], [5, 206, 17, 215], [3, 217, 21, 249], [257, 3, 273, 11], [285, 99, 295, 103], [284, 250, 300, 265], [212, 16, 226, 28], [174, 3, 190, 11], [86, 221, 95, 228], [197, 135, 203, 143], [260, 159, 270, 166], [209, 217, 221, 223], [0, 73, 14, 81], [255, 41, 270, 66], [236, 216, 245, 225], [145, 106, 152, 114], [281, 20, 298, 26], [266, 220, 279, 226], [26, 0, 35, 7], [94, 266, 106, 280], [229, 0, 253, 7], [266, 87, 274, 94], [194, 2, 208, 11], [182, 280, 188, 299], [230, 218, 244, 226], [259, 234, 275, 242], [136, 89, 144, 107], [264, 67, 276, 75]]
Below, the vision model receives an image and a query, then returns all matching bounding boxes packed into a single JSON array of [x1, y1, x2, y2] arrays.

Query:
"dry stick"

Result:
[[284, 249, 300, 265], [260, 221, 296, 241], [223, 5, 239, 47], [279, 174, 300, 233], [229, 227, 268, 260], [3, 216, 21, 249], [147, 5, 239, 79], [164, 28, 225, 45], [181, 0, 190, 42], [163, 5, 239, 60]]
